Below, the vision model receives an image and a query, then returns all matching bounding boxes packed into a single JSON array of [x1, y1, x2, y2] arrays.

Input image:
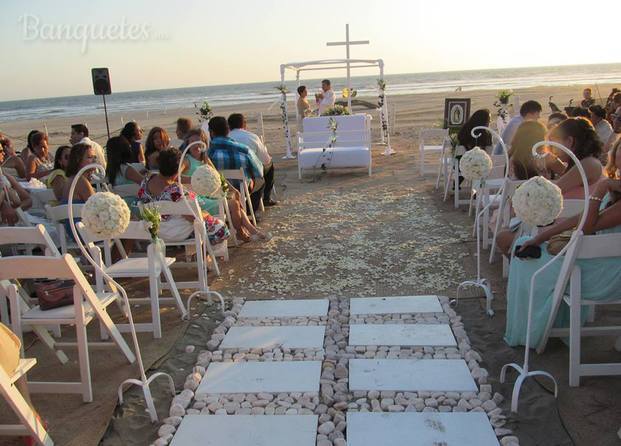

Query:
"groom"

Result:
[[316, 79, 335, 115]]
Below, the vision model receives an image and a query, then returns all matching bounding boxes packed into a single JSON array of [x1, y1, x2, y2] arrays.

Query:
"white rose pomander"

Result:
[[191, 164, 221, 197], [459, 146, 493, 181], [513, 176, 563, 227], [81, 192, 131, 238]]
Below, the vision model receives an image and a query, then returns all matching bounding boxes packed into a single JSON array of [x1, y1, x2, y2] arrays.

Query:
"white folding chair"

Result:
[[435, 141, 453, 192], [221, 168, 258, 225], [537, 232, 621, 386], [0, 255, 136, 402], [0, 354, 53, 445], [418, 128, 448, 176], [77, 221, 187, 338], [0, 225, 67, 362], [45, 203, 85, 254]]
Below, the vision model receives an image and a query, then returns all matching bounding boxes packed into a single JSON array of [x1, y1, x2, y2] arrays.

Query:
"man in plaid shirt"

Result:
[[207, 116, 265, 211]]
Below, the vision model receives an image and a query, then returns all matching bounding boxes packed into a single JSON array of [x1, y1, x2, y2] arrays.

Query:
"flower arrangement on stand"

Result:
[[194, 100, 213, 124], [68, 164, 175, 423], [500, 140, 590, 413], [493, 89, 513, 128], [377, 79, 393, 155], [453, 126, 509, 317], [275, 84, 294, 159]]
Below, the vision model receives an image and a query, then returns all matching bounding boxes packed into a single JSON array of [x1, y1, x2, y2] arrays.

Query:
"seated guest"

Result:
[[544, 118, 603, 196], [589, 105, 613, 161], [61, 144, 97, 203], [493, 100, 542, 154], [605, 89, 621, 120], [507, 121, 547, 180], [70, 123, 106, 168], [496, 118, 604, 255], [183, 129, 270, 242], [46, 145, 70, 200], [25, 131, 53, 180], [144, 127, 170, 170], [504, 174, 621, 348], [20, 130, 38, 166], [120, 122, 145, 164], [228, 113, 277, 206], [137, 147, 229, 245], [457, 109, 492, 151], [580, 87, 595, 108], [546, 112, 567, 130], [207, 116, 264, 211], [569, 107, 590, 119], [317, 79, 335, 115], [603, 106, 621, 155], [176, 117, 193, 142], [0, 148, 32, 225], [0, 133, 26, 178], [297, 85, 313, 130], [105, 136, 144, 187]]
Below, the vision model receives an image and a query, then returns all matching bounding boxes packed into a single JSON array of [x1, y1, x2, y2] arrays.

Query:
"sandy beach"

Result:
[[1, 81, 620, 446]]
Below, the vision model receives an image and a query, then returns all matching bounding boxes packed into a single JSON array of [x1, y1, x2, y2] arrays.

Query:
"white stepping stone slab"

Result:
[[220, 325, 326, 349], [171, 415, 318, 446], [349, 359, 477, 392], [239, 299, 329, 318], [196, 361, 321, 397], [349, 324, 456, 347], [350, 295, 442, 315], [347, 412, 500, 446]]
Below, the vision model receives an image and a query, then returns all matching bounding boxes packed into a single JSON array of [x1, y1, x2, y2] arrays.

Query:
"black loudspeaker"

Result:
[[91, 68, 111, 95]]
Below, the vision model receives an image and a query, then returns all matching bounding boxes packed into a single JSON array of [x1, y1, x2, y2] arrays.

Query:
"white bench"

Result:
[[298, 115, 372, 178]]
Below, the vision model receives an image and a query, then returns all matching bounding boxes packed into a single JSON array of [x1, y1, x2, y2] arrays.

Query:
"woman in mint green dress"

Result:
[[505, 173, 621, 348]]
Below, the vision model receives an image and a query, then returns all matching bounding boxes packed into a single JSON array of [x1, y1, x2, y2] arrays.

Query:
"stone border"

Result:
[[153, 296, 519, 446]]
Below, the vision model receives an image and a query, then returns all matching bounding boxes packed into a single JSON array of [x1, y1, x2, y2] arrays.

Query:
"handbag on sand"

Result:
[[0, 322, 21, 375], [34, 280, 74, 310]]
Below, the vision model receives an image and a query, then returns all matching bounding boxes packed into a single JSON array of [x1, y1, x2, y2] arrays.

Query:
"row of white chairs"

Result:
[[420, 128, 621, 389]]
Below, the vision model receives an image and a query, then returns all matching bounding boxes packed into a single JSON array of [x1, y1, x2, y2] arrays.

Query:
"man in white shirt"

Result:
[[317, 79, 335, 115], [493, 100, 542, 154], [227, 113, 277, 206], [589, 105, 613, 145], [70, 124, 106, 168], [603, 106, 621, 160]]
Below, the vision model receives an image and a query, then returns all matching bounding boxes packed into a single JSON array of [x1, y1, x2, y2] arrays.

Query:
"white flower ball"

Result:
[[81, 192, 131, 238], [459, 146, 493, 181], [513, 176, 563, 227], [191, 164, 221, 197]]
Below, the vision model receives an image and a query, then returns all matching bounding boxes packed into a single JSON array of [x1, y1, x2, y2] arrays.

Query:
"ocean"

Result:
[[1, 63, 620, 124]]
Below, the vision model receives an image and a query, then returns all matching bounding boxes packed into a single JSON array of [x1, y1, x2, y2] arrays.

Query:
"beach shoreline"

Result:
[[0, 82, 617, 155]]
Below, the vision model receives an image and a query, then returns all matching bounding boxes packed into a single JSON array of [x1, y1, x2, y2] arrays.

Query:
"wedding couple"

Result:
[[296, 79, 335, 130]]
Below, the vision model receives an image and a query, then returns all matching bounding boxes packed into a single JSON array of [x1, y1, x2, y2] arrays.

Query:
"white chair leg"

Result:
[[147, 252, 162, 339], [454, 165, 460, 209], [568, 269, 582, 387], [482, 207, 490, 250], [419, 147, 424, 176], [0, 372, 54, 446], [74, 300, 93, 402], [161, 262, 187, 319]]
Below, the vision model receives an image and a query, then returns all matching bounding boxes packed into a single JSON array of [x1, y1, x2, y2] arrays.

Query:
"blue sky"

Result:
[[0, 0, 619, 100]]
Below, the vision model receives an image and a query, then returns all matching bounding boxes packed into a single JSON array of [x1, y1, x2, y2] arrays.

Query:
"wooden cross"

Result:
[[326, 24, 369, 109]]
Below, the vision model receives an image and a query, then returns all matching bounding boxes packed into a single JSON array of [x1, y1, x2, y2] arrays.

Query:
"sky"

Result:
[[0, 0, 619, 101]]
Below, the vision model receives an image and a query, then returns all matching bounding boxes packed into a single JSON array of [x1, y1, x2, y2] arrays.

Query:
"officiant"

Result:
[[316, 79, 335, 115]]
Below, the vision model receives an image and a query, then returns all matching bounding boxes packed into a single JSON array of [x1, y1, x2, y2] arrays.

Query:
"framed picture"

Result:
[[444, 98, 471, 129]]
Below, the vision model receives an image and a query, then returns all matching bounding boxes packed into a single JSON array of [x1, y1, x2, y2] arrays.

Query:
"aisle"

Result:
[[156, 295, 515, 446]]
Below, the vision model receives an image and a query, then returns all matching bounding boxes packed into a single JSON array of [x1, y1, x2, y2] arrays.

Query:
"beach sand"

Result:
[[1, 82, 619, 446]]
